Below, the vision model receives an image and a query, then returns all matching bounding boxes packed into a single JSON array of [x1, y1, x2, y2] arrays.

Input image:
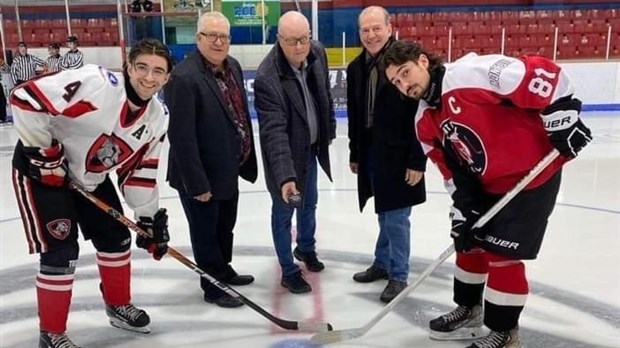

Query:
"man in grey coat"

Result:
[[254, 11, 336, 294]]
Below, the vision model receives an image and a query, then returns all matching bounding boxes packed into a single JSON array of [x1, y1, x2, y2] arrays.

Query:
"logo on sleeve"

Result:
[[442, 121, 487, 174], [46, 219, 71, 240], [107, 71, 119, 86], [488, 59, 513, 89]]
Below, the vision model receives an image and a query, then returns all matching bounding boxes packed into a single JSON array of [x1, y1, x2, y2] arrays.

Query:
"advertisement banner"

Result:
[[243, 68, 347, 118], [163, 0, 210, 13], [221, 0, 280, 27]]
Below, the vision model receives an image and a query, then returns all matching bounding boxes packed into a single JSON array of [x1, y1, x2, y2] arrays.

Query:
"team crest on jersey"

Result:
[[46, 219, 71, 240], [441, 121, 487, 174], [85, 134, 133, 173]]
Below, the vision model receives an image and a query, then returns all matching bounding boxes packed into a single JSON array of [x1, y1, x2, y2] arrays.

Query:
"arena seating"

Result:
[[3, 17, 119, 48], [392, 8, 619, 60], [1, 8, 618, 61]]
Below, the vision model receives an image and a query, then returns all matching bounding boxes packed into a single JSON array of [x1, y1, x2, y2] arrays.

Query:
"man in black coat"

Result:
[[348, 6, 427, 303], [165, 11, 258, 308], [254, 11, 336, 294], [131, 0, 154, 40]]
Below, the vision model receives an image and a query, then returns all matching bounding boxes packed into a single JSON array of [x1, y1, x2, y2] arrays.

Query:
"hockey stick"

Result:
[[70, 182, 333, 333], [310, 149, 560, 344]]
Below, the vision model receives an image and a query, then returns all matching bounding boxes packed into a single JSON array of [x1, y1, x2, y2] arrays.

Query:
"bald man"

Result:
[[254, 11, 336, 294]]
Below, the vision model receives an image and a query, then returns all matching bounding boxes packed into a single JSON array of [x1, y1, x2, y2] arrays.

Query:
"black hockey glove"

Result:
[[541, 97, 592, 158], [449, 205, 485, 252], [23, 140, 68, 187], [136, 208, 170, 261]]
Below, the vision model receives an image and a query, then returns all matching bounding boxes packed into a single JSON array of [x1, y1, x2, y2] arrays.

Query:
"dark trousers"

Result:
[[0, 86, 6, 122], [178, 191, 239, 297]]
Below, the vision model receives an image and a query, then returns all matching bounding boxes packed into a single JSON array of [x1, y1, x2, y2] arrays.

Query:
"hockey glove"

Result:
[[136, 208, 170, 260], [23, 140, 68, 187], [541, 98, 592, 158], [450, 205, 485, 252]]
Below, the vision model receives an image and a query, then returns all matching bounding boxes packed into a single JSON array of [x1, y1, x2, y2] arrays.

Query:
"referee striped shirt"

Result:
[[46, 55, 62, 73], [10, 54, 46, 85], [60, 50, 84, 70]]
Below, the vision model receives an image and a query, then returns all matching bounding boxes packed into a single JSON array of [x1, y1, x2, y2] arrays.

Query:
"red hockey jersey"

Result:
[[415, 53, 573, 194]]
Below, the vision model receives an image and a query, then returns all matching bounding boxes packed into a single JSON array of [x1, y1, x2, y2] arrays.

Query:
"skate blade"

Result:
[[109, 319, 151, 334], [429, 327, 485, 341]]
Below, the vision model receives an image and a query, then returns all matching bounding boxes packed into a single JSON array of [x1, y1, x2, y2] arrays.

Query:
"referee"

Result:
[[46, 42, 62, 73], [10, 42, 47, 86], [60, 36, 84, 70]]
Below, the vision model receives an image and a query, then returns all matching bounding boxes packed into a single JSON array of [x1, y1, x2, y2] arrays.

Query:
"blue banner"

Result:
[[243, 68, 348, 119]]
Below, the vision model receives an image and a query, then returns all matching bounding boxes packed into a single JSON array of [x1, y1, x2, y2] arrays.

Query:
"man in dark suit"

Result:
[[347, 6, 427, 303], [131, 0, 154, 40], [254, 11, 336, 294], [164, 11, 258, 308]]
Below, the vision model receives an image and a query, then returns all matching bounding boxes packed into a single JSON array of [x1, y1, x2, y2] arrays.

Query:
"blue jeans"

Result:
[[270, 150, 318, 277], [364, 143, 412, 282], [373, 207, 412, 282]]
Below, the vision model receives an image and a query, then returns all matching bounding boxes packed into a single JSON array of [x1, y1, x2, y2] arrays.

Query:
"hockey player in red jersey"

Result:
[[10, 38, 174, 348], [384, 40, 592, 348]]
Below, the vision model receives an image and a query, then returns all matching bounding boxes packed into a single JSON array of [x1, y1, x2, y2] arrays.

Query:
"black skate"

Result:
[[39, 331, 81, 348], [105, 303, 151, 334], [466, 327, 522, 348], [429, 305, 484, 340]]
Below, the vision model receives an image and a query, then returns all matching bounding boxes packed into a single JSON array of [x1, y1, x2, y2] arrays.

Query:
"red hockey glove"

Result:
[[23, 140, 68, 187]]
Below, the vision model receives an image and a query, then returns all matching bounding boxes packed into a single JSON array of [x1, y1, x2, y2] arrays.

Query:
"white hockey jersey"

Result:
[[10, 64, 168, 219]]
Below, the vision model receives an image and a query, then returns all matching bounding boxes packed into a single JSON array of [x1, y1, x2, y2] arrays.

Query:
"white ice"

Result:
[[0, 112, 618, 348]]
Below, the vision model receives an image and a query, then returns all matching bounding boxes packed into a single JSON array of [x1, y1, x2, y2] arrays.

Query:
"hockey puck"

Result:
[[288, 193, 302, 208], [327, 323, 333, 331]]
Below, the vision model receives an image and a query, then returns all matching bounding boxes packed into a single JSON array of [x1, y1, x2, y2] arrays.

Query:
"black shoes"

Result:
[[353, 265, 389, 283], [222, 274, 255, 286], [203, 292, 244, 308], [281, 270, 312, 294], [293, 247, 325, 272], [379, 279, 407, 303]]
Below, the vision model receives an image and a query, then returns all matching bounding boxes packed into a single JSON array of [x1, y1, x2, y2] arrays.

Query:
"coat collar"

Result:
[[188, 50, 245, 124], [273, 41, 318, 79]]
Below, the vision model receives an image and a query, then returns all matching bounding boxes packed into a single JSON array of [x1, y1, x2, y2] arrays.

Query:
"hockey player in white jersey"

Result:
[[10, 38, 174, 348]]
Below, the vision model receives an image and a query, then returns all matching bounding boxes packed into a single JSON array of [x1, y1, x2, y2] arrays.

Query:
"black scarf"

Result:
[[422, 65, 446, 107], [124, 70, 150, 107]]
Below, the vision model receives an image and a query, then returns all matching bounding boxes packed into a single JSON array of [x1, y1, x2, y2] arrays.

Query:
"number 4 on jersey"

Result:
[[62, 81, 82, 102]]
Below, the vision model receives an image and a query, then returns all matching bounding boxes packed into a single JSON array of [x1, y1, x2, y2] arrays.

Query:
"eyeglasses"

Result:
[[199, 31, 231, 44], [132, 63, 168, 79], [278, 34, 311, 46], [360, 25, 387, 36]]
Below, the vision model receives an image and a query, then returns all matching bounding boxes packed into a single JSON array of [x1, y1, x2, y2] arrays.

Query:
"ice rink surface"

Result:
[[1, 112, 618, 348]]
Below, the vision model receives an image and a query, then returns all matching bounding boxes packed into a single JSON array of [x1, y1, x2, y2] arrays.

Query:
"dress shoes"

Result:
[[380, 279, 407, 303], [353, 265, 389, 283], [203, 293, 244, 308], [281, 271, 312, 294], [222, 274, 255, 286], [293, 247, 325, 272]]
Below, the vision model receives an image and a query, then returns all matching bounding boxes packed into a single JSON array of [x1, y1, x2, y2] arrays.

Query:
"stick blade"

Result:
[[296, 321, 334, 333], [310, 328, 364, 344]]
